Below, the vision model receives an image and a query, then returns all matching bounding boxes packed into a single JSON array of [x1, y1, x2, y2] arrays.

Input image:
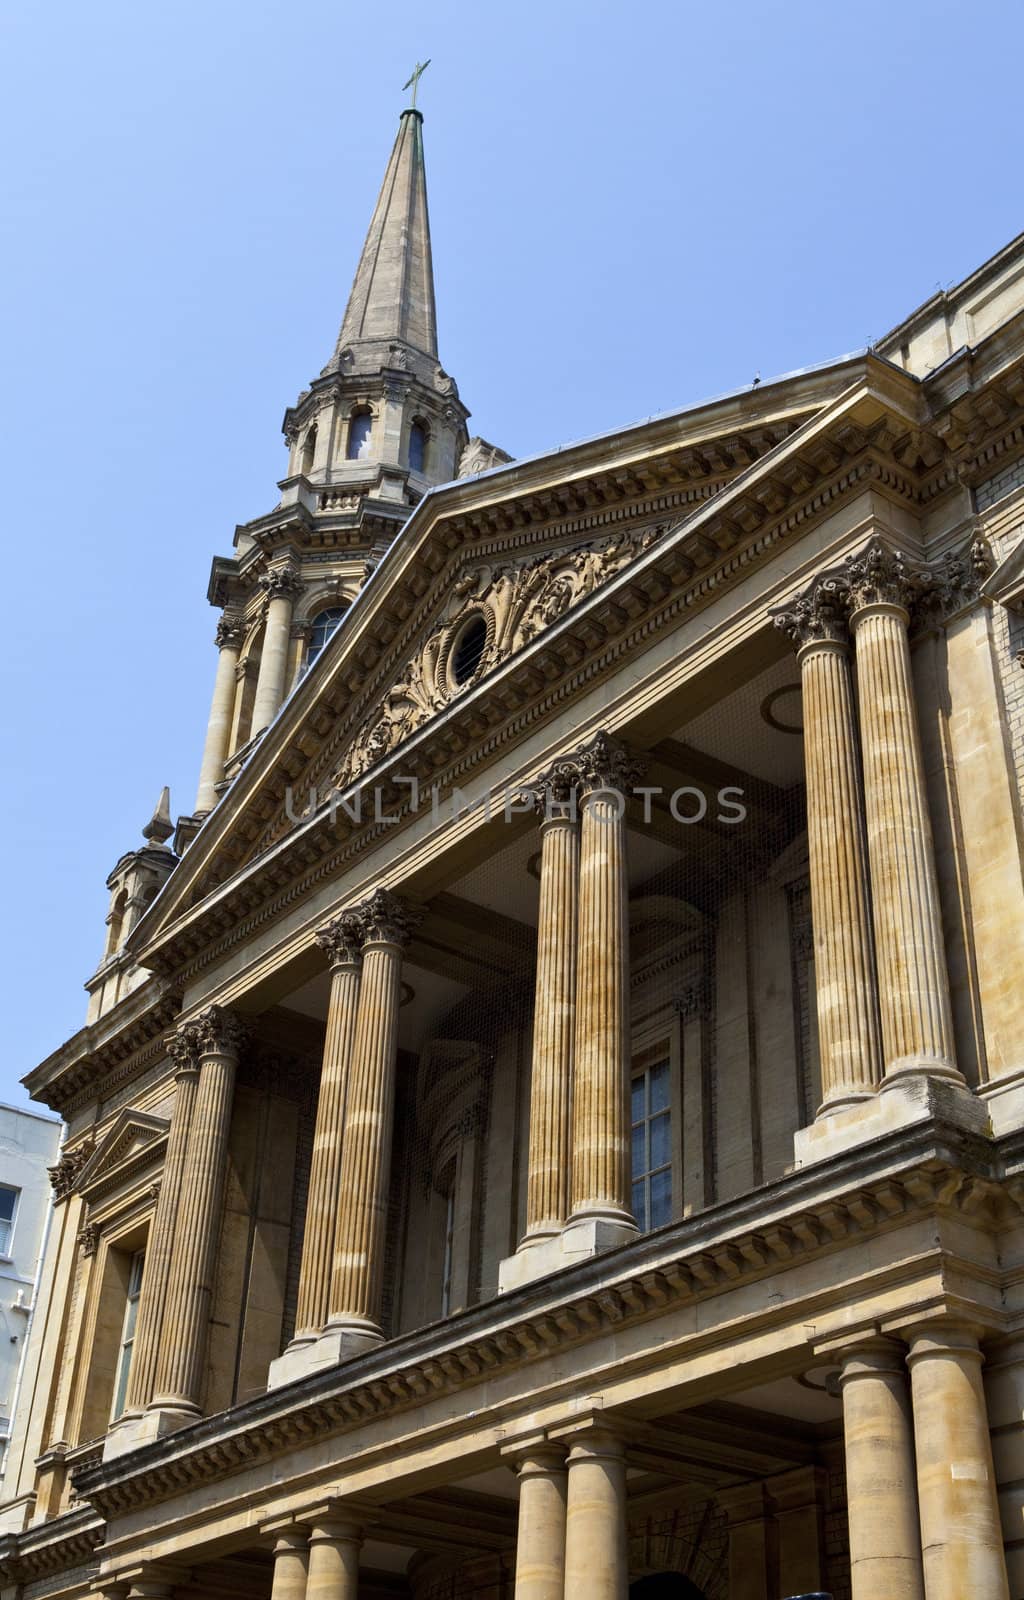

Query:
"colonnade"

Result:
[[775, 540, 963, 1114]]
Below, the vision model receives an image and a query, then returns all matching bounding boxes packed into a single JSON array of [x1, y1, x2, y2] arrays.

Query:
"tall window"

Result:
[[0, 1187, 18, 1256], [300, 424, 317, 475], [111, 1250, 145, 1421], [439, 1176, 457, 1318], [347, 409, 373, 460], [408, 420, 428, 474], [631, 1060, 672, 1230], [304, 607, 347, 672]]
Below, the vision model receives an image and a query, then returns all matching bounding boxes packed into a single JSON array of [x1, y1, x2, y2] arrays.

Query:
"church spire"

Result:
[[328, 108, 438, 367]]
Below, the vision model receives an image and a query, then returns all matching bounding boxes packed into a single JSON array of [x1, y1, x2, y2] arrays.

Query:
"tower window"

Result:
[[408, 420, 428, 474], [347, 409, 373, 460], [304, 607, 347, 671], [300, 424, 317, 475], [111, 1249, 145, 1421], [0, 1186, 19, 1257], [631, 1059, 672, 1230], [452, 615, 487, 685]]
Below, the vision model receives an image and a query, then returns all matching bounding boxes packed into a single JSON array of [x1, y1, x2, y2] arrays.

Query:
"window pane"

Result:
[[0, 1221, 10, 1255], [649, 1060, 670, 1112], [409, 422, 427, 473], [631, 1076, 645, 1123], [347, 411, 372, 460], [649, 1111, 671, 1169], [631, 1122, 646, 1176], [631, 1180, 647, 1231], [0, 1188, 17, 1223], [650, 1167, 672, 1228]]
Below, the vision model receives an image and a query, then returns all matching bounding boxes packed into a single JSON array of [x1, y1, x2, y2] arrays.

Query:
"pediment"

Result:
[[77, 1108, 169, 1201]]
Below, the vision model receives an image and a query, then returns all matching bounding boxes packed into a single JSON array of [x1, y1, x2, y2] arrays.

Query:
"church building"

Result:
[[3, 96, 1024, 1600]]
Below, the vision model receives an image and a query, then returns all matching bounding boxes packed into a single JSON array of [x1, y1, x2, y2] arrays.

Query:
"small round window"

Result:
[[452, 615, 488, 685]]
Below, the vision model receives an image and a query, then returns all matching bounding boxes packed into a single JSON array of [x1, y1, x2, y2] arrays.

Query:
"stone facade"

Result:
[[3, 105, 1024, 1600]]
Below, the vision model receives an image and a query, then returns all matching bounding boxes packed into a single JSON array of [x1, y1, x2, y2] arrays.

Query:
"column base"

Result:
[[978, 1068, 1024, 1137], [267, 1322, 383, 1389], [102, 1403, 198, 1460], [793, 1072, 988, 1169], [498, 1216, 638, 1293]]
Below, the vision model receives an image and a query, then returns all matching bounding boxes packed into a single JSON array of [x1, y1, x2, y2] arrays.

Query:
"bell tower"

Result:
[[181, 97, 507, 844]]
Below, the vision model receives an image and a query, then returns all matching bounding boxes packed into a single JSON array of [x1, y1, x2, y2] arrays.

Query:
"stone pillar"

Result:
[[908, 1322, 1009, 1600], [195, 615, 244, 814], [508, 1443, 568, 1600], [562, 1428, 629, 1600], [305, 1515, 363, 1600], [291, 912, 365, 1346], [119, 1028, 201, 1419], [326, 889, 418, 1354], [983, 1335, 1024, 1600], [838, 1339, 924, 1600], [566, 732, 644, 1254], [252, 564, 303, 736], [845, 544, 959, 1084], [524, 774, 580, 1242], [151, 1006, 247, 1424], [774, 586, 881, 1111], [269, 1528, 309, 1600]]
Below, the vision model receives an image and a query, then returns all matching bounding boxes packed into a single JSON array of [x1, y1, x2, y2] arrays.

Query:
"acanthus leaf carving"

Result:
[[334, 522, 665, 788]]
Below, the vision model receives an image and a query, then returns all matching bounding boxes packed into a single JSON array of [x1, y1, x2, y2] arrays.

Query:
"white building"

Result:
[[0, 1105, 62, 1484]]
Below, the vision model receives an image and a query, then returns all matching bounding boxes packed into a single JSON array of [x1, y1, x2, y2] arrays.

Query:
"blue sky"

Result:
[[1, 0, 1021, 1110]]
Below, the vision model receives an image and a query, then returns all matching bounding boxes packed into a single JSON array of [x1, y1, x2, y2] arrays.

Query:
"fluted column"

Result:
[[305, 1515, 363, 1600], [509, 1444, 568, 1600], [326, 889, 418, 1350], [524, 768, 580, 1242], [568, 733, 644, 1241], [269, 1529, 309, 1600], [195, 615, 244, 814], [775, 587, 882, 1112], [907, 1322, 1009, 1600], [562, 1427, 629, 1600], [846, 544, 959, 1084], [151, 1006, 247, 1421], [252, 564, 302, 736], [292, 912, 364, 1344], [120, 1028, 201, 1418], [838, 1339, 925, 1600]]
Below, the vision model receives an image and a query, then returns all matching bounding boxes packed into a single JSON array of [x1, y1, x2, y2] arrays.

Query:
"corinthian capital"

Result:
[[167, 1022, 202, 1074], [177, 1005, 249, 1060], [772, 579, 849, 651], [215, 614, 245, 651], [315, 910, 365, 968], [354, 888, 421, 947], [259, 563, 303, 603], [843, 542, 915, 614], [573, 730, 647, 797]]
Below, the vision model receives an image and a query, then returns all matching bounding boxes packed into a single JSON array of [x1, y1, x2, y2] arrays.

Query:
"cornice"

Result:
[[24, 978, 182, 1118], [0, 1505, 104, 1585], [70, 1120, 1006, 1522]]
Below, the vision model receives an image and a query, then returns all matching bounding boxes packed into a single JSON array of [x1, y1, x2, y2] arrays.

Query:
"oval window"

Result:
[[452, 616, 487, 685]]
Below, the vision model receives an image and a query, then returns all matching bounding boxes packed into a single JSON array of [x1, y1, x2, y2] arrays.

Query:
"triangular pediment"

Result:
[[77, 1108, 169, 1201], [131, 354, 934, 968]]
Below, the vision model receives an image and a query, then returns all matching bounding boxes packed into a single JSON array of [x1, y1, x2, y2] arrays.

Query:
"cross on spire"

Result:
[[403, 59, 431, 109]]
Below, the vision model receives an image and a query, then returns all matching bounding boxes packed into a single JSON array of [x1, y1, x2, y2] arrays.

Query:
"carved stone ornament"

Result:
[[48, 1139, 95, 1201], [771, 579, 849, 651], [335, 524, 663, 788], [353, 887, 421, 947], [259, 564, 303, 603], [174, 1005, 248, 1063], [842, 541, 915, 614], [78, 1223, 100, 1257], [913, 535, 993, 624], [573, 729, 648, 796], [315, 909, 366, 969], [214, 615, 245, 651]]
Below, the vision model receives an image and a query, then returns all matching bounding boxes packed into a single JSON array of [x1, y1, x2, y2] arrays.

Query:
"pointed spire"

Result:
[[142, 787, 174, 847], [331, 110, 438, 363]]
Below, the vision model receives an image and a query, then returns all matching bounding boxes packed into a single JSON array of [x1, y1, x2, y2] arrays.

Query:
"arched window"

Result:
[[304, 607, 347, 671], [408, 419, 428, 474], [347, 409, 373, 460], [300, 424, 317, 475]]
